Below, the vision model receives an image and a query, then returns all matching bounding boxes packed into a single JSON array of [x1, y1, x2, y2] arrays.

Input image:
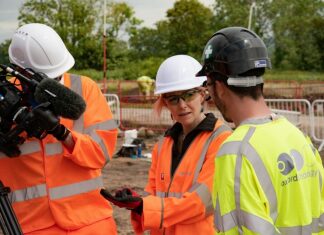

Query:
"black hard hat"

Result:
[[197, 27, 271, 77]]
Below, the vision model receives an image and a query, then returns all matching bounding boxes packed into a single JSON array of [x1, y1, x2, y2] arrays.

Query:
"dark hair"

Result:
[[209, 68, 265, 100]]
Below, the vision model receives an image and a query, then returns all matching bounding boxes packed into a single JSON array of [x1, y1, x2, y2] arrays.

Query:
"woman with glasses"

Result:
[[101, 55, 232, 235]]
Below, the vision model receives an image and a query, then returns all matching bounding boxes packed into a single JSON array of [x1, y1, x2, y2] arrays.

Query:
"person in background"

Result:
[[101, 55, 232, 234], [0, 23, 118, 234], [197, 26, 324, 234], [137, 75, 155, 97]]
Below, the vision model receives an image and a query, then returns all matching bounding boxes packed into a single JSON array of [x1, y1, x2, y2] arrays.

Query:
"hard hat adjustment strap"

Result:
[[227, 76, 263, 87]]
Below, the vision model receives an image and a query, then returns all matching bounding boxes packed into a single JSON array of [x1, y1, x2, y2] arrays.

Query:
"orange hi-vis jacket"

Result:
[[132, 117, 231, 235], [0, 74, 118, 233]]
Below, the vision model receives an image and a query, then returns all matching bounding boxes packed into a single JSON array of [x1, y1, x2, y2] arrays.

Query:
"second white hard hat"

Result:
[[8, 23, 75, 79], [154, 55, 206, 95]]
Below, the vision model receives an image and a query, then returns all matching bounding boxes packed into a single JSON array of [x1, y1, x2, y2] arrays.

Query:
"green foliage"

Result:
[[18, 0, 58, 25], [213, 0, 272, 42], [66, 70, 105, 82], [18, 0, 101, 69], [212, 0, 324, 71], [54, 0, 100, 69], [213, 0, 250, 29], [119, 57, 164, 80], [107, 57, 164, 80], [129, 0, 214, 60], [70, 69, 103, 81], [0, 40, 10, 65], [3, 0, 322, 78], [165, 0, 214, 58], [70, 57, 164, 81], [16, 0, 141, 71], [268, 0, 324, 70], [105, 2, 142, 38], [264, 70, 324, 82], [71, 68, 324, 83], [129, 26, 170, 59]]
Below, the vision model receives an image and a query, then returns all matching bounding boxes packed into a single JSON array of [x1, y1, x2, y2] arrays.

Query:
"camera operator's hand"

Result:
[[23, 103, 70, 141], [23, 103, 60, 139], [48, 123, 70, 141]]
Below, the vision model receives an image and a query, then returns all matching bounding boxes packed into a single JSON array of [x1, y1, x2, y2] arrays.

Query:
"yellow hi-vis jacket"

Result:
[[213, 116, 324, 234], [0, 74, 118, 233]]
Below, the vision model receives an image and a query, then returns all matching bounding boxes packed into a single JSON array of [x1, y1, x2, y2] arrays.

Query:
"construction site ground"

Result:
[[105, 133, 324, 235], [103, 134, 159, 235]]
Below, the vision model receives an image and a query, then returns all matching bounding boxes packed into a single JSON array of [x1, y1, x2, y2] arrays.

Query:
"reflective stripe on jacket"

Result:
[[0, 73, 118, 233], [213, 116, 324, 235], [132, 119, 231, 235]]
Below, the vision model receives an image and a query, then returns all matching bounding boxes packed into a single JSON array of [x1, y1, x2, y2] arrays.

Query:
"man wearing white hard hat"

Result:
[[0, 23, 118, 234]]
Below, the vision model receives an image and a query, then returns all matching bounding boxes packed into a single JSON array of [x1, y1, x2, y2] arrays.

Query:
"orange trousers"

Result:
[[25, 217, 117, 235]]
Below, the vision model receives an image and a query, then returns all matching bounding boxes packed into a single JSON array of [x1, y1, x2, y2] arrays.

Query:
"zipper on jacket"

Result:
[[162, 137, 197, 235]]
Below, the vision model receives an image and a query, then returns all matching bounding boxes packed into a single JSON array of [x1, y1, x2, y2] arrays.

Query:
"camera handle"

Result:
[[0, 181, 23, 235]]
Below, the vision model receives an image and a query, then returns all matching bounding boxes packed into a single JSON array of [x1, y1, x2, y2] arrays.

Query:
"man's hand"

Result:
[[21, 103, 70, 141], [100, 188, 142, 210], [21, 103, 60, 139], [48, 123, 70, 141]]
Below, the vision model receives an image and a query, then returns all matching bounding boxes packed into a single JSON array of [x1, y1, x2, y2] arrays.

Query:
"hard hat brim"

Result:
[[46, 52, 75, 78], [196, 67, 206, 77]]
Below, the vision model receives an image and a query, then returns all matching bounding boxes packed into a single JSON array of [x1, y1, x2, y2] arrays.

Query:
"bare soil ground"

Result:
[[103, 135, 159, 235]]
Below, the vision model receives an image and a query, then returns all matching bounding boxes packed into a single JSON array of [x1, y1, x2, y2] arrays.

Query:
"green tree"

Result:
[[130, 0, 214, 61], [16, 0, 140, 72], [213, 0, 271, 39], [268, 0, 324, 70], [165, 0, 214, 58], [104, 2, 142, 39], [0, 0, 101, 70], [121, 57, 164, 80], [312, 16, 324, 69], [18, 0, 100, 69], [213, 0, 324, 71], [129, 22, 170, 59], [18, 0, 58, 25], [101, 2, 142, 79], [0, 40, 10, 65]]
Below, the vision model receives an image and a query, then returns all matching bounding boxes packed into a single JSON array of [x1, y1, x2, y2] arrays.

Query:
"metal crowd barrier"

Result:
[[104, 94, 120, 127], [312, 100, 324, 151], [105, 95, 324, 151], [265, 99, 312, 136]]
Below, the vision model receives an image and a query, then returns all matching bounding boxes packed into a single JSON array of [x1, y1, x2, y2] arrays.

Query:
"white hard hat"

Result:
[[8, 23, 75, 79], [154, 55, 206, 95]]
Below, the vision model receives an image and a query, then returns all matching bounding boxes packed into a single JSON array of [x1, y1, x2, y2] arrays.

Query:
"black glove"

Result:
[[100, 188, 143, 213], [48, 124, 70, 141], [21, 103, 59, 139], [23, 103, 70, 141]]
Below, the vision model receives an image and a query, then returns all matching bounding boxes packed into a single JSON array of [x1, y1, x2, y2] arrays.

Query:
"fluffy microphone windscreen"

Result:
[[34, 78, 86, 120]]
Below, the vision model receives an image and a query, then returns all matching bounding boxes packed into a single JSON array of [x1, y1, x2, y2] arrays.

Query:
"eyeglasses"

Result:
[[163, 89, 201, 105]]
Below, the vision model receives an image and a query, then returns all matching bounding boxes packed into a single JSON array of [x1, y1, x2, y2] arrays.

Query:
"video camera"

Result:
[[0, 64, 86, 157]]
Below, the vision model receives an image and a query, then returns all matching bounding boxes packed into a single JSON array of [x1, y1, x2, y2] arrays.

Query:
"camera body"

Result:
[[0, 65, 59, 157]]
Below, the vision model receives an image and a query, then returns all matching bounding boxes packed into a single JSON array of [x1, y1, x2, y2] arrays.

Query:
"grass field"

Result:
[[71, 69, 324, 82]]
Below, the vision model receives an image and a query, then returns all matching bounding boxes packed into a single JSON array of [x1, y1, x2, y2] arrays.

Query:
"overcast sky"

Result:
[[0, 0, 214, 43]]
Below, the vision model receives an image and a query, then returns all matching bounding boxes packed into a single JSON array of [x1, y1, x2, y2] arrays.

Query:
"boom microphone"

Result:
[[34, 78, 86, 120]]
